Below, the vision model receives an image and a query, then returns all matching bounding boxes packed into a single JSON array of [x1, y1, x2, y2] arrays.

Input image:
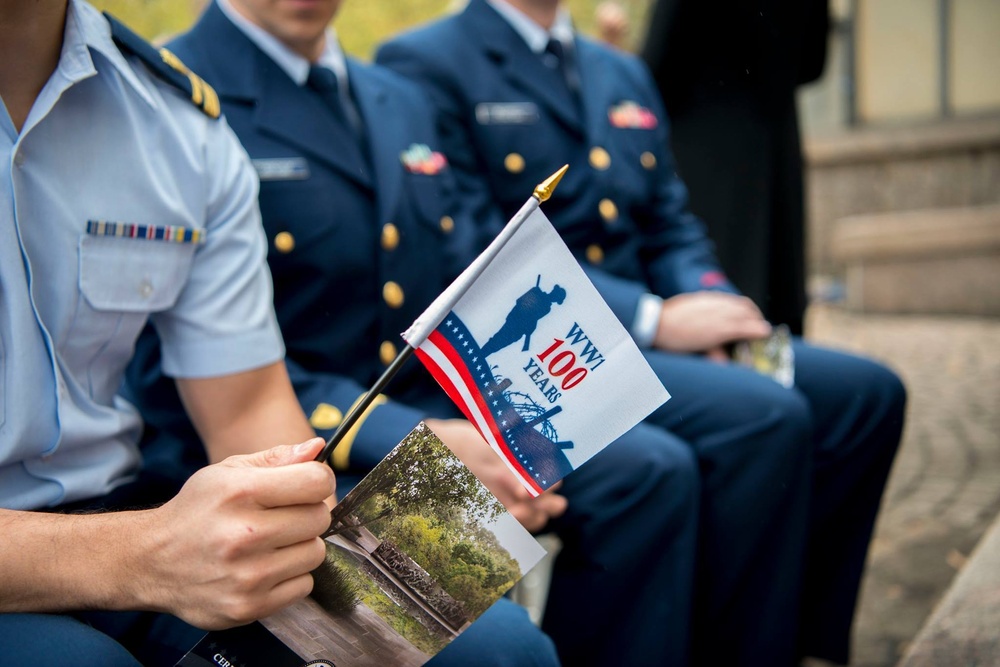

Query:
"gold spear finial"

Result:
[[533, 165, 569, 203]]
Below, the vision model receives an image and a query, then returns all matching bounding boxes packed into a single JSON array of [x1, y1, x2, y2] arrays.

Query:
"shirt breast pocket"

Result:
[[75, 235, 195, 387], [80, 235, 194, 311]]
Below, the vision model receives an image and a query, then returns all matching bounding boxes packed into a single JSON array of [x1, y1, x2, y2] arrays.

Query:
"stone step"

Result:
[[829, 205, 1000, 316], [897, 510, 1000, 666]]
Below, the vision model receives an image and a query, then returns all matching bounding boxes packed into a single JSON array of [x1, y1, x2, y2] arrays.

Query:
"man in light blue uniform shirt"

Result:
[[0, 2, 334, 665]]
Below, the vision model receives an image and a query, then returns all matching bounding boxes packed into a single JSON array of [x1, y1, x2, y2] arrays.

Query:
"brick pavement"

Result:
[[805, 304, 1000, 667]]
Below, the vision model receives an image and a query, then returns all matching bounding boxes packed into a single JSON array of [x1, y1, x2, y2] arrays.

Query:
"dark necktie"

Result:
[[543, 38, 581, 98], [306, 65, 364, 137], [305, 64, 371, 180]]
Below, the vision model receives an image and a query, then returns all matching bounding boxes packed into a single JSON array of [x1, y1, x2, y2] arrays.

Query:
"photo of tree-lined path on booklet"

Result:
[[260, 421, 547, 666]]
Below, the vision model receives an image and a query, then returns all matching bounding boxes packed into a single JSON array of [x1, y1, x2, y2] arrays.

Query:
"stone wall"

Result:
[[804, 116, 1000, 315], [805, 116, 1000, 277]]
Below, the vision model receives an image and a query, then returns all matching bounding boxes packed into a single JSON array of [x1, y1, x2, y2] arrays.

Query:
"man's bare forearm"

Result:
[[178, 361, 316, 464], [0, 439, 334, 629], [0, 507, 155, 614]]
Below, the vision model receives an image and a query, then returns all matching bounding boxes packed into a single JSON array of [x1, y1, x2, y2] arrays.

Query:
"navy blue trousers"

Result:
[[106, 340, 900, 667], [640, 341, 906, 665], [0, 599, 557, 667], [0, 611, 201, 667], [543, 423, 699, 667]]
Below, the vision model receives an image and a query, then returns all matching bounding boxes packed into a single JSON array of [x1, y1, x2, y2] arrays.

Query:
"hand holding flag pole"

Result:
[[315, 165, 569, 464]]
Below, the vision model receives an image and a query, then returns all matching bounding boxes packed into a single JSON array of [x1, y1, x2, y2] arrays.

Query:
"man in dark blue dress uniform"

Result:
[[376, 1, 907, 665], [125, 1, 719, 665]]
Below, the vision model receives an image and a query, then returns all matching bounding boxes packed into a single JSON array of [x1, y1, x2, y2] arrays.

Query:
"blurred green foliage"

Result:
[[90, 0, 654, 57], [91, 0, 205, 43]]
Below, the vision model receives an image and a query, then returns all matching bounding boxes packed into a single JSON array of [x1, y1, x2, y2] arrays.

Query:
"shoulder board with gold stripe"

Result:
[[104, 12, 220, 119]]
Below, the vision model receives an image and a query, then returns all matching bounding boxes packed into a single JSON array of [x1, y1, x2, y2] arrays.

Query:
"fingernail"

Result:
[[294, 439, 317, 456]]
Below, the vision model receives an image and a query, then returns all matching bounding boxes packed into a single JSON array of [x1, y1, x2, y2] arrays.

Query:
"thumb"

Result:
[[228, 437, 326, 469], [538, 491, 569, 519]]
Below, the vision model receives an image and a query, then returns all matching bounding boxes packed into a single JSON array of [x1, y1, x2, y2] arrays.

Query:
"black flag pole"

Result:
[[315, 165, 568, 465], [314, 345, 414, 463]]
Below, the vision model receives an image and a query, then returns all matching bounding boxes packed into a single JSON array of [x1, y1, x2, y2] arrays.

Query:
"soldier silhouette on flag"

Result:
[[481, 275, 566, 357]]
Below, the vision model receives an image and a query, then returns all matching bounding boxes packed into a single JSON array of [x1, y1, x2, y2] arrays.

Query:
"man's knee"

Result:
[[797, 346, 908, 458], [639, 429, 700, 506], [846, 358, 907, 460], [869, 360, 907, 419]]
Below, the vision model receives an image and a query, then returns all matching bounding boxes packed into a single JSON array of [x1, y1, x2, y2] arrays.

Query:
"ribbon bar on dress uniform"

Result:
[[86, 220, 207, 244], [400, 143, 448, 175], [608, 101, 658, 129]]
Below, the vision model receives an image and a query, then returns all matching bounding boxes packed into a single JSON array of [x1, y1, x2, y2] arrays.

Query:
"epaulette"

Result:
[[104, 12, 220, 119]]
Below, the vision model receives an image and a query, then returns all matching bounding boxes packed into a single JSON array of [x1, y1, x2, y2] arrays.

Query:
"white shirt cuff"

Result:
[[631, 293, 663, 349]]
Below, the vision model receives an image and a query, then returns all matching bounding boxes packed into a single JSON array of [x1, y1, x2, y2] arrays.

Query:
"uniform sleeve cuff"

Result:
[[631, 293, 663, 349], [159, 320, 285, 378]]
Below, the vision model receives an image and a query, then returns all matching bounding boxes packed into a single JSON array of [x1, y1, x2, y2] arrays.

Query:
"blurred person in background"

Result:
[[641, 0, 832, 336], [594, 1, 629, 49]]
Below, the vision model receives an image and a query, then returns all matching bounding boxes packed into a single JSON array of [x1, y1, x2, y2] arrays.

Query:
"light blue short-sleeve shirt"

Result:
[[0, 1, 284, 510]]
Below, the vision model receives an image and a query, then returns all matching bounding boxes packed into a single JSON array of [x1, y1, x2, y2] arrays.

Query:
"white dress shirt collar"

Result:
[[486, 0, 575, 53], [216, 0, 348, 86]]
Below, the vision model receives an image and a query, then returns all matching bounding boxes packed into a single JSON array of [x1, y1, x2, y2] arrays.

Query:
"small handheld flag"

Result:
[[402, 183, 670, 496]]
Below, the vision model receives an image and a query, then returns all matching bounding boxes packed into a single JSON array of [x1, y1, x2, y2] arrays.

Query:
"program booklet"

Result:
[[178, 422, 546, 667]]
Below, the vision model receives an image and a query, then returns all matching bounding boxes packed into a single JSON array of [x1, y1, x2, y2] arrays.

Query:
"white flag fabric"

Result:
[[403, 207, 670, 497]]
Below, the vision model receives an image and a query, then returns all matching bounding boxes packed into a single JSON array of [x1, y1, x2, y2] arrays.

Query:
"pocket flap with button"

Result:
[[79, 235, 195, 312]]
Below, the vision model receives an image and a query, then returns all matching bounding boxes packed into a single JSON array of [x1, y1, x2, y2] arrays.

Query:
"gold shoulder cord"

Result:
[[158, 48, 221, 119]]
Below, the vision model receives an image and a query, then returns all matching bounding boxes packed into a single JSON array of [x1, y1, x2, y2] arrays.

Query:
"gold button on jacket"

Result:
[[599, 198, 618, 223], [381, 223, 400, 251], [586, 244, 605, 264], [504, 152, 525, 173], [440, 215, 455, 233], [274, 231, 295, 253], [383, 281, 404, 308], [379, 340, 397, 365], [589, 147, 611, 170]]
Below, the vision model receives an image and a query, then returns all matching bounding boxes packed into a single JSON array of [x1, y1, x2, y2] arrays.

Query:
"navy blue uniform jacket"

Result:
[[376, 0, 737, 330]]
